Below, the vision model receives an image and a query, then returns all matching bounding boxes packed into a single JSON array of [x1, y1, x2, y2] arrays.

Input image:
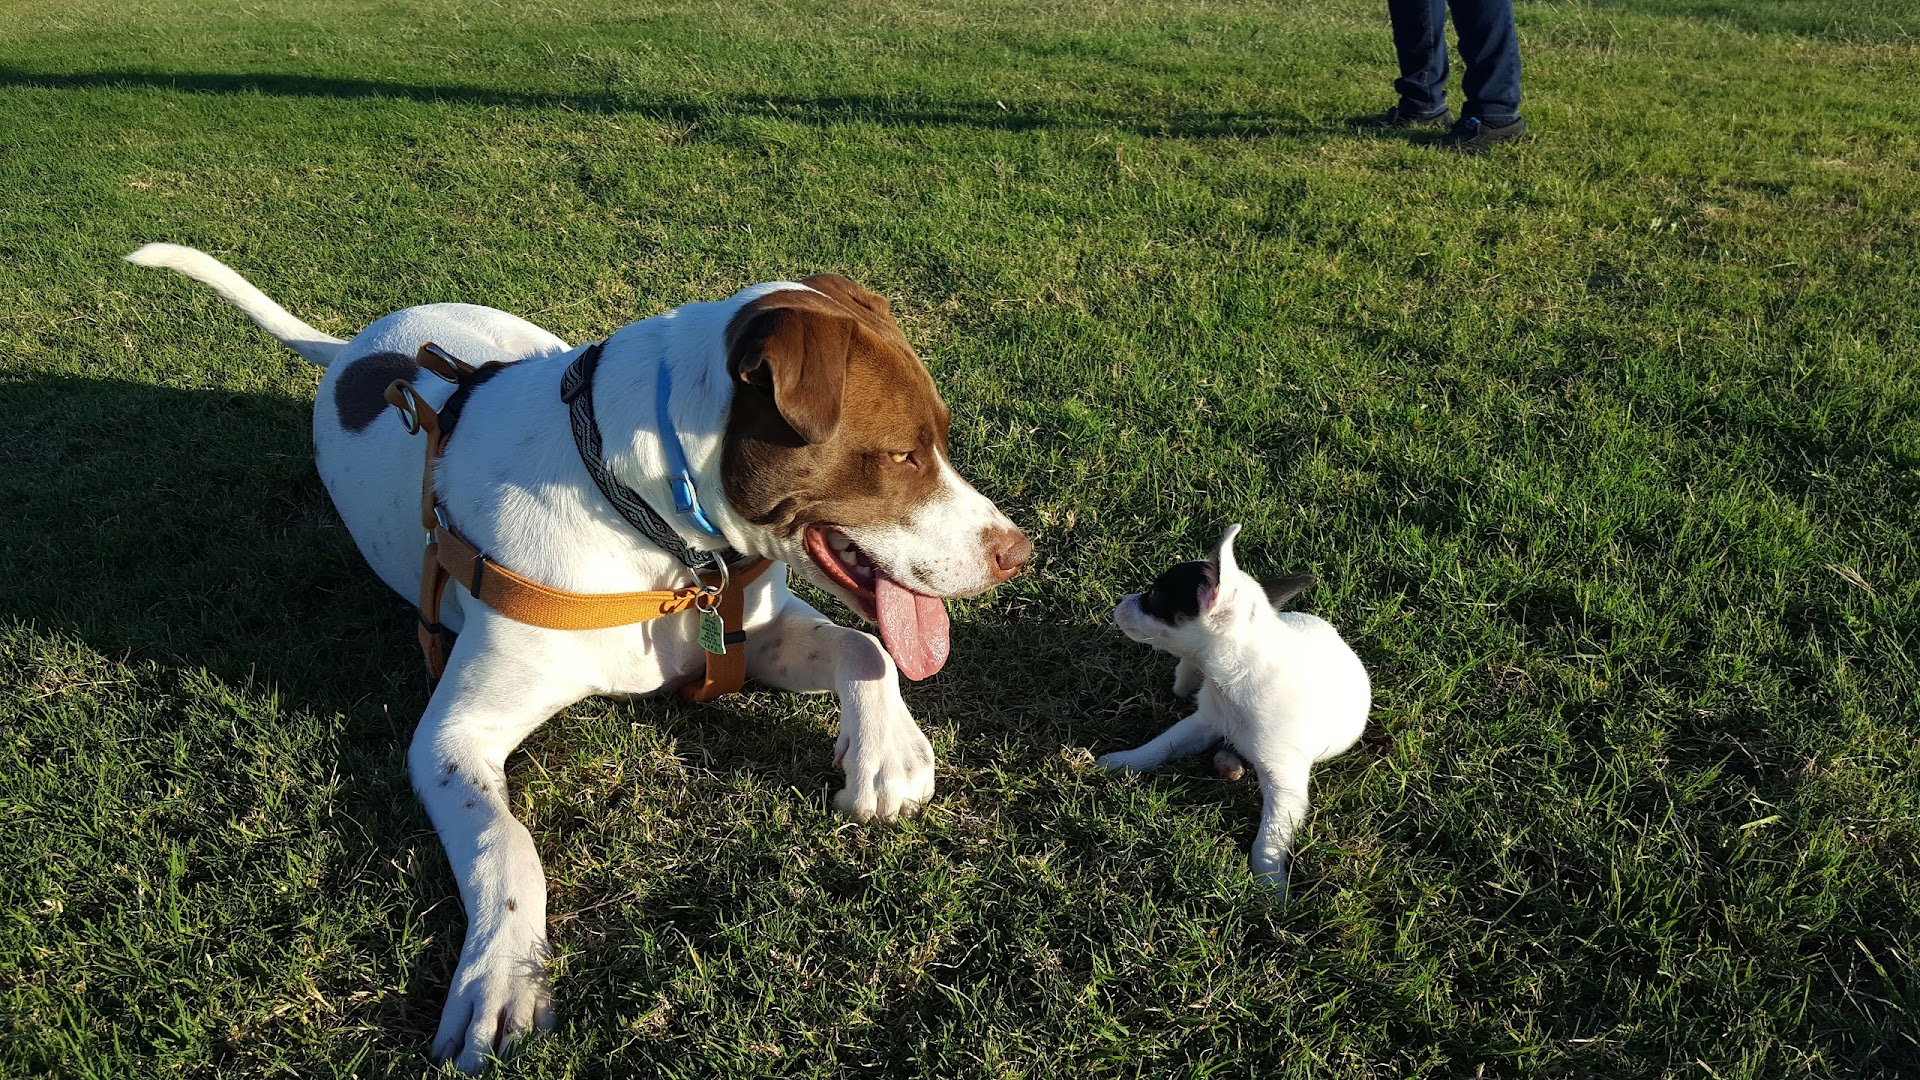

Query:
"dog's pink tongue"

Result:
[[875, 575, 950, 681]]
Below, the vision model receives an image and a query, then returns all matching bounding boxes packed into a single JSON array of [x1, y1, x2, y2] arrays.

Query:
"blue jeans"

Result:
[[1388, 0, 1522, 123]]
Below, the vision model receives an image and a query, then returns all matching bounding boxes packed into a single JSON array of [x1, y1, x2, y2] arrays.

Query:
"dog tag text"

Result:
[[699, 609, 727, 655]]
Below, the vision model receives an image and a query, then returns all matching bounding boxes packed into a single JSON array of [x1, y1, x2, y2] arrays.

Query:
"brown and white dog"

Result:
[[126, 244, 1031, 1072]]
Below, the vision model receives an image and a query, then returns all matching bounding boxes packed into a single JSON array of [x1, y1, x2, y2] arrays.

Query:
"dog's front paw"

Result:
[[832, 705, 936, 821], [432, 933, 555, 1074], [1095, 751, 1142, 773]]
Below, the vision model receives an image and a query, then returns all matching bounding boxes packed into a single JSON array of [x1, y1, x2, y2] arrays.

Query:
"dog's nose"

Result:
[[987, 525, 1032, 582]]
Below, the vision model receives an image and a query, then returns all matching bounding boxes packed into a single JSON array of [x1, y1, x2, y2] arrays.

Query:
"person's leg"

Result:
[[1449, 0, 1521, 122], [1386, 0, 1452, 119]]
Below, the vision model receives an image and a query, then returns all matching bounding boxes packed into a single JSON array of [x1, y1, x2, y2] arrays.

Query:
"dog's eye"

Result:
[[885, 451, 915, 467]]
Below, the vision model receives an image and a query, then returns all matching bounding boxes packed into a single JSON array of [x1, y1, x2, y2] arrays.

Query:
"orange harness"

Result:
[[382, 342, 773, 701]]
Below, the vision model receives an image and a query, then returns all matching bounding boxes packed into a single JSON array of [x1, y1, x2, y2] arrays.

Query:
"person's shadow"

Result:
[[0, 65, 1328, 141]]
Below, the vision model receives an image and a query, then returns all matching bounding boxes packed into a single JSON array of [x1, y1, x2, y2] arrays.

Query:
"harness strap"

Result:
[[382, 342, 773, 700], [679, 558, 756, 702], [384, 374, 458, 676], [435, 524, 772, 632]]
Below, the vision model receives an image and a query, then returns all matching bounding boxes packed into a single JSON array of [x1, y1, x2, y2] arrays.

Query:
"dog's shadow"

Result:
[[3, 372, 1229, 1060], [1, 371, 1070, 774], [0, 373, 414, 709]]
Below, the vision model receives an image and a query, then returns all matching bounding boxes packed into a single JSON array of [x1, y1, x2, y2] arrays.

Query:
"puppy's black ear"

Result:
[[1262, 574, 1315, 609]]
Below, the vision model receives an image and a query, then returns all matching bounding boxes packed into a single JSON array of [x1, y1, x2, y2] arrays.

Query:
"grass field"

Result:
[[4, 0, 1919, 1076]]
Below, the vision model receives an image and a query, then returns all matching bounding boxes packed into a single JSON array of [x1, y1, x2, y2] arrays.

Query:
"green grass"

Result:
[[3, 0, 1918, 1076]]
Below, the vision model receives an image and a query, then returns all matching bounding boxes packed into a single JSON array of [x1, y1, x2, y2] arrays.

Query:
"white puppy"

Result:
[[1099, 525, 1370, 900]]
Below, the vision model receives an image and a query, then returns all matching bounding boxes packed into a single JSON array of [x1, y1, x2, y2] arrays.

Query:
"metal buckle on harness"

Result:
[[418, 342, 478, 382], [669, 475, 702, 518]]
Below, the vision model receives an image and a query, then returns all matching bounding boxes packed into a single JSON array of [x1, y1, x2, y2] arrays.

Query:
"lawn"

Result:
[[3, 0, 1918, 1076]]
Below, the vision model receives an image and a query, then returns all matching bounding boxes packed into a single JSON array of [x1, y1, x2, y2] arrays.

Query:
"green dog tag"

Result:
[[699, 608, 727, 655]]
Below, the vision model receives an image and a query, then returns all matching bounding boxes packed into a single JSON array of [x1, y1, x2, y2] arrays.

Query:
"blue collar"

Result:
[[560, 340, 728, 572], [655, 360, 727, 541]]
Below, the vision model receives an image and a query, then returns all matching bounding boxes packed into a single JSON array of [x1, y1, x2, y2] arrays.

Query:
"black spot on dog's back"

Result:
[[334, 350, 418, 432], [1141, 560, 1214, 624]]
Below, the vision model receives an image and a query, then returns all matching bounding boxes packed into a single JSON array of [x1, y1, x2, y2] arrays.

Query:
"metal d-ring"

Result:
[[691, 550, 730, 608], [385, 380, 424, 435]]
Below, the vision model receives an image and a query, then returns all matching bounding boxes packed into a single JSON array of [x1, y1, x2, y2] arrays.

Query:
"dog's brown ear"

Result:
[[801, 273, 891, 318], [726, 289, 856, 445]]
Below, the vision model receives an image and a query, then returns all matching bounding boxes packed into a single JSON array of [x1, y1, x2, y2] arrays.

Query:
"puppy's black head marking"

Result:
[[1140, 561, 1214, 624]]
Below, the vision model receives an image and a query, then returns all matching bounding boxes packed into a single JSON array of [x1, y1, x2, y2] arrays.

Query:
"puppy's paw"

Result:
[[1251, 851, 1292, 906], [1171, 657, 1203, 699], [1095, 751, 1142, 774], [431, 934, 555, 1074], [833, 709, 936, 821]]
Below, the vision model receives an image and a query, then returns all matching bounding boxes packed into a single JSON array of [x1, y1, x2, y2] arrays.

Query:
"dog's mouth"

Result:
[[804, 525, 950, 681]]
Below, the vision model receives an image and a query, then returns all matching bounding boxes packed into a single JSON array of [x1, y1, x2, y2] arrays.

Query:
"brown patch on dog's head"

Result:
[[799, 273, 893, 322], [333, 350, 419, 432], [725, 286, 854, 445], [721, 278, 950, 536]]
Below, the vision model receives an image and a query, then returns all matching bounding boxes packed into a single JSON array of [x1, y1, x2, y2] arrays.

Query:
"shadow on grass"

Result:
[[0, 371, 1120, 778], [0, 66, 1329, 140], [0, 371, 1294, 1068], [0, 366, 1180, 767], [0, 374, 419, 714]]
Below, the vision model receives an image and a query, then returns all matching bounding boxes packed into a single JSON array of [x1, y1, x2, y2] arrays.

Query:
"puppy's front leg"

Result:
[[1096, 699, 1222, 774], [410, 624, 592, 1074], [746, 597, 935, 820], [1171, 656, 1204, 698]]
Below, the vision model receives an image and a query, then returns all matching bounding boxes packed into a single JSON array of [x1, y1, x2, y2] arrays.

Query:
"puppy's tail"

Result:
[[125, 243, 346, 367]]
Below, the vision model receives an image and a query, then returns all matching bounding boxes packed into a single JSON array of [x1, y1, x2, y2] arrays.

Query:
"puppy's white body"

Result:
[[1099, 525, 1369, 897], [125, 244, 1027, 1071]]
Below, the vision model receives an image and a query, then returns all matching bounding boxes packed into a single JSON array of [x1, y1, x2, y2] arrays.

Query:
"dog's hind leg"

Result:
[[408, 620, 593, 1074], [745, 595, 935, 821]]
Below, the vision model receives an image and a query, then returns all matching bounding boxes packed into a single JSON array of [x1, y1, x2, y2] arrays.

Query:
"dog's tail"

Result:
[[125, 243, 346, 367]]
